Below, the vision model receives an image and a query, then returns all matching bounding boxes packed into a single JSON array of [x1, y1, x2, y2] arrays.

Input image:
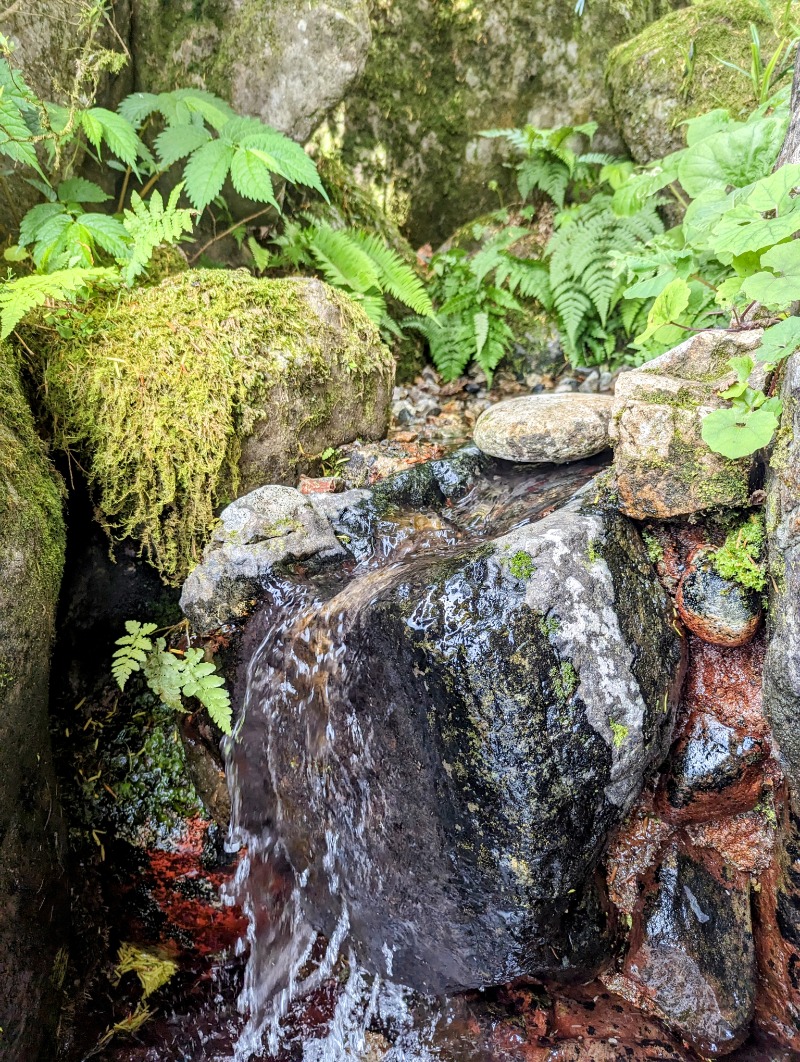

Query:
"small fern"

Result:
[[121, 184, 194, 283], [111, 621, 158, 690], [111, 621, 233, 734], [0, 266, 117, 339]]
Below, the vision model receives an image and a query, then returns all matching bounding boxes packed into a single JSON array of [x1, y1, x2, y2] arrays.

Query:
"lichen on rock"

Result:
[[22, 269, 394, 585]]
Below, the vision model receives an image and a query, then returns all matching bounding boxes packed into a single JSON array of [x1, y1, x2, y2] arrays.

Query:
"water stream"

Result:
[[221, 454, 607, 1061]]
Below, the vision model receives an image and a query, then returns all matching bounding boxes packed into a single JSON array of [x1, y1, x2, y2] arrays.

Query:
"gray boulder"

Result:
[[764, 351, 800, 795], [180, 485, 353, 632], [473, 394, 614, 463], [231, 487, 686, 993], [0, 344, 66, 1060], [131, 0, 371, 142]]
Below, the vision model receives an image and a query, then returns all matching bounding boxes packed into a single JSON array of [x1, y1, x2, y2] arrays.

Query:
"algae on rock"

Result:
[[606, 0, 786, 162], [24, 270, 393, 585], [0, 342, 67, 1061]]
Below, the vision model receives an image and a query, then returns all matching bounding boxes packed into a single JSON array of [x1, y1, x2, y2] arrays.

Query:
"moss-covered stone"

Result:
[[22, 269, 394, 584], [0, 341, 67, 1060], [606, 0, 792, 162], [131, 0, 371, 142], [327, 0, 681, 244]]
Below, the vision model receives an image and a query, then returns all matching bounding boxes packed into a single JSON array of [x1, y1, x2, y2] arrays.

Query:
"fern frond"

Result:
[[349, 229, 433, 315], [306, 223, 380, 293], [180, 648, 232, 733], [121, 184, 194, 283], [0, 266, 116, 338], [111, 621, 157, 690]]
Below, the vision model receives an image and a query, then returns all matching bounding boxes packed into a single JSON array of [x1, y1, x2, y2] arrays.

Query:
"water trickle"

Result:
[[222, 456, 606, 1061]]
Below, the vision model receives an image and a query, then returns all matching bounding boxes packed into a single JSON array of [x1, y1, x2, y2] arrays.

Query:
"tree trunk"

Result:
[[777, 45, 800, 167]]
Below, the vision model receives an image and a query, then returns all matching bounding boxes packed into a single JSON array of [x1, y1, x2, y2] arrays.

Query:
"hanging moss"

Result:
[[22, 269, 389, 585]]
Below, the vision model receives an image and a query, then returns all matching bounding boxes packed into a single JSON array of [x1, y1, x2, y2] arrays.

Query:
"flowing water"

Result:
[[222, 454, 607, 1062]]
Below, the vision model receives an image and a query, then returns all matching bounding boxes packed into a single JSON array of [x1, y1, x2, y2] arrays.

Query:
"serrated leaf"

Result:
[[83, 107, 141, 166], [182, 139, 234, 210], [80, 213, 131, 258], [154, 122, 212, 167], [229, 146, 278, 206], [57, 177, 110, 204]]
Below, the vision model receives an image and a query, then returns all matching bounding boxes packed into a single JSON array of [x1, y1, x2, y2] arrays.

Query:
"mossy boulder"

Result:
[[232, 487, 685, 993], [0, 344, 67, 1060], [327, 0, 681, 244], [610, 330, 766, 519], [25, 269, 394, 585], [131, 0, 371, 142], [606, 0, 785, 162]]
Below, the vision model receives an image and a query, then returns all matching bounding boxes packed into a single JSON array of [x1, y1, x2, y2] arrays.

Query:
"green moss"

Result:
[[607, 0, 781, 159], [712, 512, 767, 591], [641, 528, 664, 564], [586, 539, 602, 564], [0, 342, 65, 623], [22, 269, 387, 584], [508, 549, 535, 580], [551, 661, 578, 703], [609, 720, 629, 748]]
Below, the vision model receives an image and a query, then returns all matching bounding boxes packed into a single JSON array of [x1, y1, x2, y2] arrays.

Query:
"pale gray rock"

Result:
[[180, 486, 345, 632], [473, 393, 614, 463]]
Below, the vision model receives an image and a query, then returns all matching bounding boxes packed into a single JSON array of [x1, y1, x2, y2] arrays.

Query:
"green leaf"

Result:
[[741, 240, 800, 308], [154, 122, 212, 167], [634, 276, 691, 346], [111, 620, 158, 689], [18, 202, 68, 247], [182, 139, 234, 210], [229, 146, 278, 206], [57, 177, 110, 204], [82, 107, 141, 166], [0, 266, 117, 339], [80, 213, 131, 258], [677, 115, 786, 197], [755, 315, 800, 364], [701, 404, 780, 458], [118, 92, 161, 127]]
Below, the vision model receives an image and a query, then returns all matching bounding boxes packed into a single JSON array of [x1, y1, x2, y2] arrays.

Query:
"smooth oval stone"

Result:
[[677, 551, 761, 647], [473, 393, 614, 463]]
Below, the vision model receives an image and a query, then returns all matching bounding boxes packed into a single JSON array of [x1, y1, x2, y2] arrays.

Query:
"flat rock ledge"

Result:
[[473, 393, 614, 463]]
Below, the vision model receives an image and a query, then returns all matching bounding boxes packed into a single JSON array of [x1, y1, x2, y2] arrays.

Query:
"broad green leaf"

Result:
[[18, 201, 68, 246], [154, 122, 211, 167], [80, 213, 131, 258], [755, 315, 800, 363], [709, 202, 800, 257], [682, 108, 739, 146], [229, 146, 278, 206], [84, 107, 141, 166], [634, 276, 691, 345], [741, 240, 800, 308], [677, 115, 786, 197], [701, 404, 780, 458]]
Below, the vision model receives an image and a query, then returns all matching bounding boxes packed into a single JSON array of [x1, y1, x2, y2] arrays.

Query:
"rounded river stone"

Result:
[[473, 394, 614, 463]]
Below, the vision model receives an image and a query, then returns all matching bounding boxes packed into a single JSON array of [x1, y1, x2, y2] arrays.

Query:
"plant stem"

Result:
[[188, 206, 274, 264]]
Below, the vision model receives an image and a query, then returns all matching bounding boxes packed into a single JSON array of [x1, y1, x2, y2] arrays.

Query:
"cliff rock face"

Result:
[[0, 343, 66, 1061]]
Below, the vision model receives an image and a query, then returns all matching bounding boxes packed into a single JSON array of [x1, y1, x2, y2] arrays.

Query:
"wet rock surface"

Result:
[[610, 330, 765, 518], [473, 393, 614, 463], [676, 551, 761, 647], [232, 489, 685, 994], [180, 485, 346, 632], [610, 843, 756, 1056]]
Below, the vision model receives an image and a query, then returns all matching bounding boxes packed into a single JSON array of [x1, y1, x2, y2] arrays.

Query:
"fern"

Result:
[[121, 184, 194, 283], [0, 266, 116, 338], [111, 621, 233, 734], [111, 621, 157, 690]]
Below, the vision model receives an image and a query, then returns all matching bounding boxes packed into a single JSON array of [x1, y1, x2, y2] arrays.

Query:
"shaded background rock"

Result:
[[676, 551, 761, 647], [0, 344, 67, 1061]]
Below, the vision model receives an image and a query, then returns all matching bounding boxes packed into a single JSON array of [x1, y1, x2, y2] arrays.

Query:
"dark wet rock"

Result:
[[676, 551, 761, 647], [180, 485, 345, 632], [0, 345, 67, 1061], [232, 488, 685, 994], [370, 443, 491, 510], [473, 394, 614, 463], [612, 844, 756, 1056], [764, 350, 800, 796], [664, 713, 766, 813]]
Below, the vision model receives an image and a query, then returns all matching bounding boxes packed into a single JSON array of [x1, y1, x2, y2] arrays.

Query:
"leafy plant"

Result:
[[409, 224, 551, 382], [701, 353, 782, 459], [262, 219, 433, 331], [111, 620, 232, 734], [482, 122, 612, 208], [712, 512, 767, 591], [713, 20, 798, 105]]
